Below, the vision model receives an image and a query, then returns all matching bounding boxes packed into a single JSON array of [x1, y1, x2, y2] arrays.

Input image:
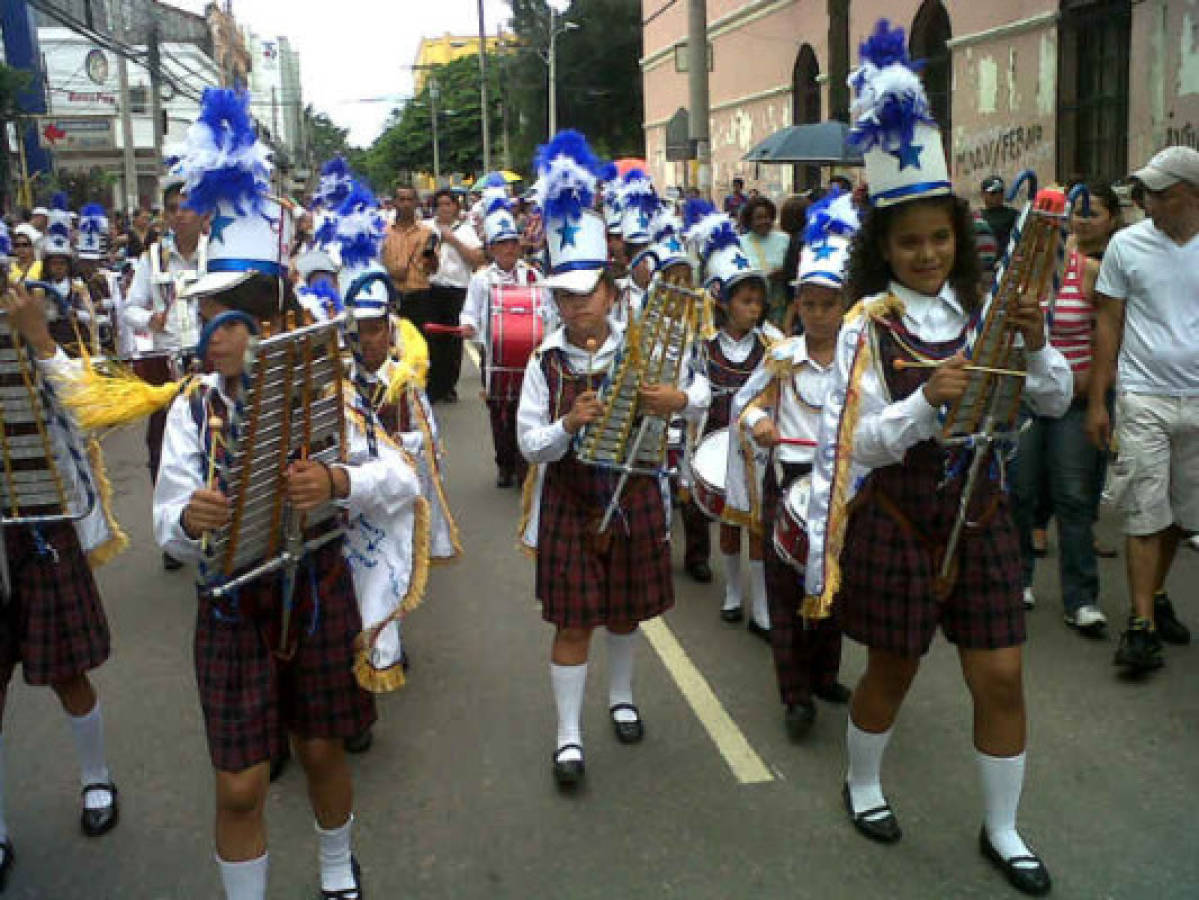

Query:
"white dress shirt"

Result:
[[430, 220, 482, 290], [739, 334, 833, 466], [460, 260, 543, 344], [123, 233, 208, 352]]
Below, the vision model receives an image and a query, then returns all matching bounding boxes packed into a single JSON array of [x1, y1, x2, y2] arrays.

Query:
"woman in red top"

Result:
[[1010, 182, 1123, 635]]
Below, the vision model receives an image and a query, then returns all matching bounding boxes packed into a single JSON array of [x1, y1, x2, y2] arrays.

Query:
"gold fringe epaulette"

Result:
[[84, 437, 129, 568], [383, 319, 430, 403], [63, 360, 197, 431]]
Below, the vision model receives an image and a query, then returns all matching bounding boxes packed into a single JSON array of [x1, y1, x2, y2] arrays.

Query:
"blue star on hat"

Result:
[[891, 143, 924, 171], [638, 211, 651, 230], [556, 221, 580, 248], [732, 252, 750, 270], [812, 242, 836, 261], [209, 214, 234, 244]]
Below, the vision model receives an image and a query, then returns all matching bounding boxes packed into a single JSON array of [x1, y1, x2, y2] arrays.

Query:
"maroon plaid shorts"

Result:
[[194, 541, 375, 772], [0, 523, 110, 711]]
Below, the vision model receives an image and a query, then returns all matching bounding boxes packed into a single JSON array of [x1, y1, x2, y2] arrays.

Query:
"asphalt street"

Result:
[[3, 375, 1197, 899]]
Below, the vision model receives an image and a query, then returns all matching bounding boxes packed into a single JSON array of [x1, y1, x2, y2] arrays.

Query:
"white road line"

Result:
[[465, 342, 481, 370], [641, 618, 775, 785]]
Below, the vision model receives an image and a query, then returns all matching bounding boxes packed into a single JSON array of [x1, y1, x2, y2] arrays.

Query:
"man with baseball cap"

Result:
[[979, 175, 1018, 254], [1087, 145, 1199, 675]]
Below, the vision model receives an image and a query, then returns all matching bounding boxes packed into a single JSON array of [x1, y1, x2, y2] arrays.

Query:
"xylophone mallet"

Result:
[[200, 415, 223, 553], [892, 358, 1026, 378]]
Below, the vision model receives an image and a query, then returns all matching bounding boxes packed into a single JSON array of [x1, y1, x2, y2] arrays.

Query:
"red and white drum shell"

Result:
[[487, 284, 547, 400], [690, 428, 729, 520], [773, 475, 812, 572]]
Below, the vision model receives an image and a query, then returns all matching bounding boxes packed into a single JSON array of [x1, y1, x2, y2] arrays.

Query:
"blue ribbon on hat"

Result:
[[550, 259, 607, 274], [344, 270, 395, 308], [207, 258, 285, 277], [869, 180, 953, 204], [196, 310, 261, 362], [799, 270, 845, 286]]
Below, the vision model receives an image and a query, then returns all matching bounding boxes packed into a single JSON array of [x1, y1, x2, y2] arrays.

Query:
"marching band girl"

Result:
[[805, 24, 1070, 895]]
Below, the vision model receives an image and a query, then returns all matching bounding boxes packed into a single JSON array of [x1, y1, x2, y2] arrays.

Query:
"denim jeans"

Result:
[[1010, 400, 1101, 613]]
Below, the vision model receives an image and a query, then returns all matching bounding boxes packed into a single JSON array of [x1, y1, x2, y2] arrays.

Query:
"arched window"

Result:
[[792, 43, 821, 190], [909, 0, 952, 137], [1057, 0, 1131, 182]]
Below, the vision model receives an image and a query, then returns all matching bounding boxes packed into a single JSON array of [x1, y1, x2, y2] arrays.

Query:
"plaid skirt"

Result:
[[838, 467, 1025, 659], [194, 541, 375, 772], [0, 523, 110, 709], [536, 462, 674, 629]]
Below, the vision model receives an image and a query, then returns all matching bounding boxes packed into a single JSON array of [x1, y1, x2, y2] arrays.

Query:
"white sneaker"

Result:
[[1186, 535, 1199, 553], [1022, 587, 1036, 609], [1065, 604, 1107, 632]]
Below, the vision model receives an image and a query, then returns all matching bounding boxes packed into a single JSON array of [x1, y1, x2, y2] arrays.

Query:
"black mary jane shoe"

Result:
[[320, 855, 364, 899], [979, 828, 1052, 896], [609, 703, 645, 744], [80, 782, 119, 837], [0, 839, 14, 891], [496, 471, 515, 488], [720, 607, 744, 624], [746, 620, 772, 643], [813, 681, 852, 705], [842, 783, 901, 844], [552, 744, 585, 788], [162, 551, 183, 571], [344, 728, 374, 755], [686, 562, 713, 584], [784, 702, 816, 740]]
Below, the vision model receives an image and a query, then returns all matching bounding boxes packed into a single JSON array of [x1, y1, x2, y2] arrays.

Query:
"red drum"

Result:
[[690, 428, 729, 520], [772, 475, 812, 572], [487, 284, 547, 401]]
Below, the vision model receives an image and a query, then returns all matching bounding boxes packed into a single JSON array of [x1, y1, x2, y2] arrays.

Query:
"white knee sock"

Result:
[[978, 750, 1036, 864], [69, 702, 112, 809], [550, 662, 587, 763], [846, 718, 892, 818], [606, 630, 637, 723], [722, 552, 743, 611], [0, 736, 9, 843], [749, 560, 770, 629], [316, 814, 357, 894], [217, 852, 268, 900]]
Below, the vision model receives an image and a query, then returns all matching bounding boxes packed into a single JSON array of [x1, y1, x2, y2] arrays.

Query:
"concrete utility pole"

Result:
[[827, 0, 851, 123], [477, 0, 491, 172], [108, 0, 140, 212], [548, 8, 559, 138], [147, 22, 165, 165], [687, 0, 712, 200], [430, 76, 441, 184]]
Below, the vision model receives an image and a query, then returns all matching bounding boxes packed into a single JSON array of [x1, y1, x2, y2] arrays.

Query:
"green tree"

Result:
[[305, 106, 351, 169], [0, 63, 32, 211]]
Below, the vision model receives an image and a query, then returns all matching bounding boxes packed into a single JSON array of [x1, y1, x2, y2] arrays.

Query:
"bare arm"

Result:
[[1085, 291, 1125, 448]]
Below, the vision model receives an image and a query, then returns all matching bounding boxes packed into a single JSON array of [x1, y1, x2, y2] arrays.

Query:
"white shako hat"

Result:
[[618, 168, 658, 246], [482, 193, 519, 244], [178, 88, 294, 300], [598, 161, 623, 235], [75, 203, 109, 260], [849, 19, 950, 209], [314, 156, 355, 212], [42, 193, 75, 260], [0, 222, 10, 263], [295, 248, 338, 282], [160, 146, 186, 194], [645, 200, 689, 272], [334, 180, 391, 320], [686, 199, 763, 299], [795, 189, 861, 288], [534, 129, 608, 295]]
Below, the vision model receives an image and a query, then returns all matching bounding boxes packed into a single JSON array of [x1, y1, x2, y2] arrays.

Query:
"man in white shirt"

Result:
[[1088, 146, 1199, 674], [427, 189, 484, 402]]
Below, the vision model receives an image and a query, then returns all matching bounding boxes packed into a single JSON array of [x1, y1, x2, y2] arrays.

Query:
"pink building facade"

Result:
[[641, 0, 1199, 201]]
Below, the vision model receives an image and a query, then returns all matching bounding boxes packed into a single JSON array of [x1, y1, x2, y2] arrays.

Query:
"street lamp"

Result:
[[546, 8, 579, 138]]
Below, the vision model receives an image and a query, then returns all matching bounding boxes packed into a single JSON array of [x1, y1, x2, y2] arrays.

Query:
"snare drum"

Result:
[[487, 284, 547, 400], [772, 475, 812, 572], [690, 428, 729, 520]]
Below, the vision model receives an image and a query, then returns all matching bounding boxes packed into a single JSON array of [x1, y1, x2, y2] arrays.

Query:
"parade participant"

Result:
[[123, 171, 209, 499], [613, 169, 659, 324], [8, 224, 42, 285], [462, 193, 544, 488], [599, 163, 628, 280], [0, 222, 11, 270], [150, 88, 392, 900], [683, 200, 774, 634], [518, 130, 709, 788], [727, 189, 858, 739], [38, 197, 90, 351], [804, 23, 1071, 895], [0, 282, 133, 888], [72, 204, 118, 353]]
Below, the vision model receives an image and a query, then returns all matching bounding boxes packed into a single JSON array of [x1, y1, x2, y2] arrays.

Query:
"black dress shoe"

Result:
[[686, 562, 713, 583], [496, 471, 515, 488], [344, 728, 373, 754], [747, 620, 772, 642], [842, 782, 901, 843], [979, 827, 1052, 896], [445, 389, 459, 403], [320, 855, 364, 899], [80, 782, 119, 837], [552, 744, 585, 788], [162, 552, 183, 571], [813, 681, 852, 704], [270, 743, 292, 782], [609, 703, 644, 744], [784, 702, 816, 740], [720, 607, 744, 624], [0, 838, 14, 891]]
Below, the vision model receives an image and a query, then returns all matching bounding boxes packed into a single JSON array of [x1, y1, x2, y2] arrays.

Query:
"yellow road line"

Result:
[[641, 618, 775, 785]]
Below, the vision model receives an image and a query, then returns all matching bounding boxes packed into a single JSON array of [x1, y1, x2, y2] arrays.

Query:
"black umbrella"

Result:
[[743, 121, 863, 166]]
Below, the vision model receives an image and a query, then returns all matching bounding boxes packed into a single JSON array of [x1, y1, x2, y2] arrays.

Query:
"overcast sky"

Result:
[[172, 0, 513, 147]]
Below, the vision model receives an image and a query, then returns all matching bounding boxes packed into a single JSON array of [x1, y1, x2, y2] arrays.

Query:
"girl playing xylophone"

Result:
[[727, 188, 859, 741], [804, 23, 1071, 896], [517, 131, 709, 789]]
